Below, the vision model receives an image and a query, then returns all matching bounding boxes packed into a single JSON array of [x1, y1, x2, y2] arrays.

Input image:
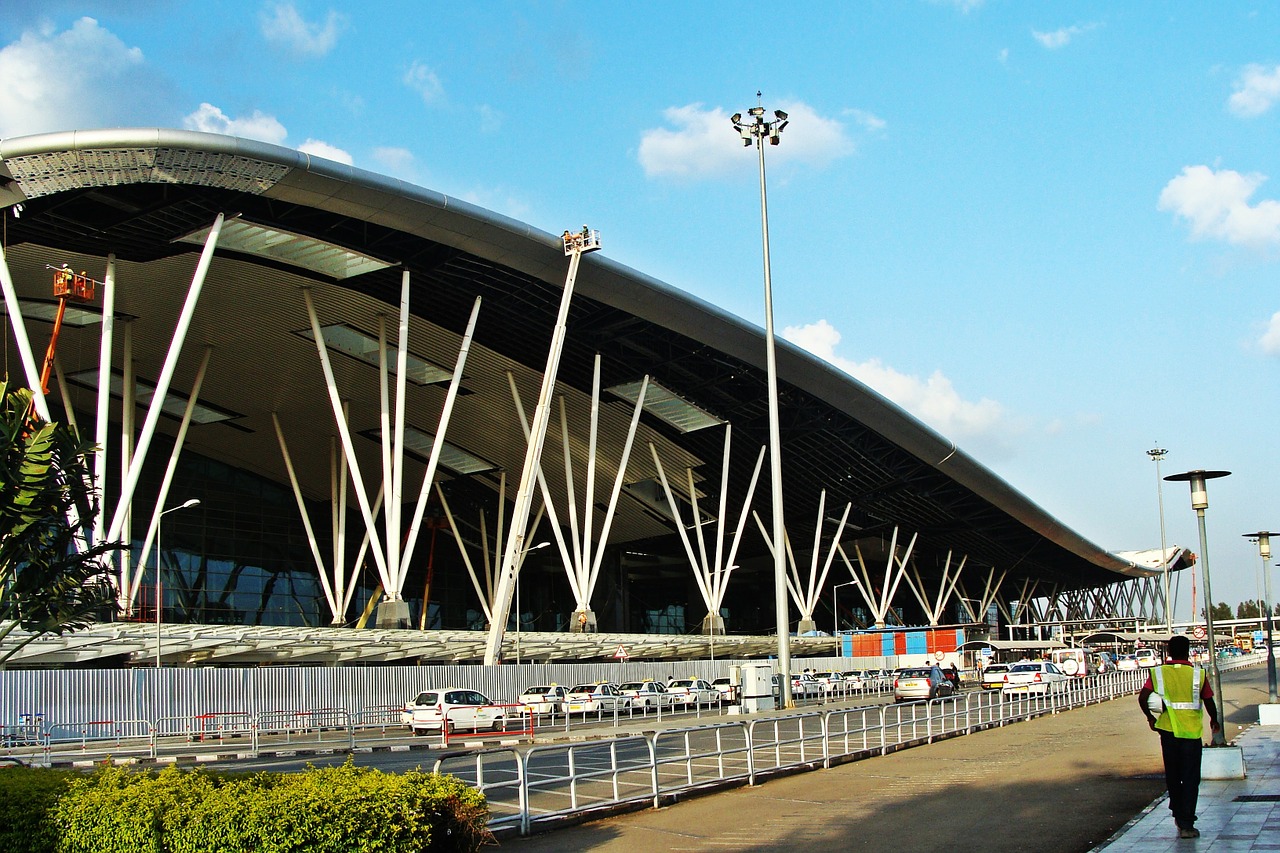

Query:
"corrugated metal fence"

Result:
[[0, 656, 875, 725]]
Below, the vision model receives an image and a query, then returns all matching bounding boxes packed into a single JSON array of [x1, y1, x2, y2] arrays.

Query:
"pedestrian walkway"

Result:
[[1097, 724, 1280, 851]]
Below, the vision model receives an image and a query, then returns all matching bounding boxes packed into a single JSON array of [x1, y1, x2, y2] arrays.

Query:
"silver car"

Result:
[[892, 666, 955, 702]]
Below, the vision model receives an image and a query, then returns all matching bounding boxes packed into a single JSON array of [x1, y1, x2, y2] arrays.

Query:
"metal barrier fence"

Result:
[[443, 666, 1184, 836]]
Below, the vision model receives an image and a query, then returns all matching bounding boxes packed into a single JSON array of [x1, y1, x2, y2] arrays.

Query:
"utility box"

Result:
[[737, 662, 775, 714]]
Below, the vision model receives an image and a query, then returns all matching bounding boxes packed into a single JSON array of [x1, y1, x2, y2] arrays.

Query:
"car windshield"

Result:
[[670, 679, 695, 688], [569, 684, 597, 693], [522, 686, 552, 696], [712, 677, 729, 684], [900, 668, 933, 677], [413, 692, 437, 705], [1009, 664, 1042, 673], [985, 665, 1009, 673], [618, 682, 645, 692]]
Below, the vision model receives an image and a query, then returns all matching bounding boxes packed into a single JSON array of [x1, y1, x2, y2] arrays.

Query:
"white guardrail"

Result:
[[436, 654, 1266, 836], [0, 653, 1263, 837]]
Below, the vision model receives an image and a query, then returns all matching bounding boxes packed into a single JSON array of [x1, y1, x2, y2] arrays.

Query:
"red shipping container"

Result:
[[893, 632, 907, 655], [935, 629, 957, 652]]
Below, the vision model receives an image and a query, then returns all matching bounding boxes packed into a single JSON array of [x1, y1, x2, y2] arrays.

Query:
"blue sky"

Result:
[[3, 1, 1279, 618]]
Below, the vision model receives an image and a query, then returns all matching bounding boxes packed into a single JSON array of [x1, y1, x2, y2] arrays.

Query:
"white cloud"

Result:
[[0, 17, 157, 138], [477, 104, 503, 134], [782, 319, 1015, 450], [1229, 64, 1280, 117], [404, 61, 444, 104], [846, 108, 886, 132], [260, 2, 345, 58], [183, 103, 288, 145], [1261, 312, 1280, 356], [457, 186, 531, 221], [638, 101, 853, 180], [372, 146, 416, 180], [299, 138, 352, 165], [1032, 23, 1097, 49], [998, 48, 1010, 64], [1158, 165, 1280, 249], [930, 0, 985, 12]]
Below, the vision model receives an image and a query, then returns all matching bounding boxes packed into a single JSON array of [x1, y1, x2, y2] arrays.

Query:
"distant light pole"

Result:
[[156, 498, 200, 668], [1147, 446, 1172, 626], [833, 581, 857, 638], [732, 94, 792, 706], [1244, 532, 1277, 703], [1164, 469, 1230, 745], [515, 541, 550, 665]]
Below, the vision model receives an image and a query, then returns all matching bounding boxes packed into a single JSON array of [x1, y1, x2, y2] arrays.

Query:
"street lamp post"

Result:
[[833, 581, 857, 638], [515, 541, 550, 665], [1244, 531, 1277, 703], [1147, 446, 1172, 627], [1164, 469, 1230, 746], [732, 95, 792, 707], [155, 498, 200, 668]]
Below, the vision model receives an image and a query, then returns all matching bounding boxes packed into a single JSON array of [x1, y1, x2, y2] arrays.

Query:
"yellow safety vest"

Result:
[[1152, 663, 1203, 740]]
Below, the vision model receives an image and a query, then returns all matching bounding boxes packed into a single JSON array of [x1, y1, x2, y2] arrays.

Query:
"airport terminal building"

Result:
[[0, 128, 1166, 664]]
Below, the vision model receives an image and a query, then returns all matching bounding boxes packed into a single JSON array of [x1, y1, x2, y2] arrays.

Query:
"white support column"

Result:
[[93, 255, 117, 547], [272, 413, 339, 621], [584, 375, 648, 603], [51, 358, 78, 436], [125, 345, 214, 612], [484, 231, 589, 664], [399, 295, 482, 577], [390, 272, 411, 595], [503, 373, 579, 607], [119, 322, 134, 592], [105, 213, 224, 546], [0, 240, 52, 422]]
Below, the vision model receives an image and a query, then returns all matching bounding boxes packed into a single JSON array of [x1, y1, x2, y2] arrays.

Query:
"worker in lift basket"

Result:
[[1137, 634, 1219, 840]]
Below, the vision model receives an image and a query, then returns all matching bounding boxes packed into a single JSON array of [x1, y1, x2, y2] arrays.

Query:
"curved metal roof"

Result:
[[0, 128, 1148, 605]]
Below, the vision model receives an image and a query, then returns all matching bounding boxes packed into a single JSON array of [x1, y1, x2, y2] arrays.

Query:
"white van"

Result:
[[1050, 648, 1089, 677]]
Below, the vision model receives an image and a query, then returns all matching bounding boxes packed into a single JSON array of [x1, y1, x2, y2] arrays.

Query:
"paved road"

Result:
[[503, 664, 1268, 853]]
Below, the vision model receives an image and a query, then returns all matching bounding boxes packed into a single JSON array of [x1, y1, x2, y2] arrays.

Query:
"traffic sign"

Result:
[[934, 651, 945, 661], [613, 646, 630, 661], [1192, 625, 1207, 641]]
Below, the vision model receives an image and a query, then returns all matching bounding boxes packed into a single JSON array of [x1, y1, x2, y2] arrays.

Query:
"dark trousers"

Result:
[[1159, 729, 1203, 829]]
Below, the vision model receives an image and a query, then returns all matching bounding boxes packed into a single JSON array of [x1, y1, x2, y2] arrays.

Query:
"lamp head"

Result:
[[1246, 532, 1273, 560], [1164, 469, 1230, 511]]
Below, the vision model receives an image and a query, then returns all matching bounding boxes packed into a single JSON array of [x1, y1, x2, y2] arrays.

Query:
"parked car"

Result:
[[518, 684, 568, 715], [710, 676, 738, 702], [1117, 655, 1140, 671], [840, 670, 866, 690], [403, 688, 506, 734], [563, 683, 631, 713], [980, 663, 1011, 690], [810, 672, 844, 694], [1134, 648, 1160, 668], [667, 677, 720, 706], [893, 666, 954, 702], [618, 680, 674, 708], [1001, 662, 1071, 697]]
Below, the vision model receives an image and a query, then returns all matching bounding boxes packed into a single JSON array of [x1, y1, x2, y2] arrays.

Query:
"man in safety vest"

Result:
[[1137, 634, 1220, 840]]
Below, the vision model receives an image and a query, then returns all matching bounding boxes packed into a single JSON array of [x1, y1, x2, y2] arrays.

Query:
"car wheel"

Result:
[[490, 716, 503, 732]]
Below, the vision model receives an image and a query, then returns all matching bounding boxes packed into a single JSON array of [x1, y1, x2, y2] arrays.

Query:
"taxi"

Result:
[[562, 682, 631, 713], [518, 684, 568, 715]]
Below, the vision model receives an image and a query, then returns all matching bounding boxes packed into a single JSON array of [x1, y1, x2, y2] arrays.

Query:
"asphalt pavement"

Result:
[[499, 664, 1272, 853]]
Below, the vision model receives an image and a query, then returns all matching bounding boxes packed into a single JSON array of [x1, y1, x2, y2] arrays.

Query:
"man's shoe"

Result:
[[1178, 827, 1200, 839]]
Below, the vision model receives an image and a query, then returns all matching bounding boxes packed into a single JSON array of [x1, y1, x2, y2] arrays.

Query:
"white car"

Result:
[[1001, 662, 1071, 697], [980, 663, 1011, 690], [666, 677, 720, 706], [840, 670, 866, 690], [618, 680, 675, 708], [1117, 655, 1140, 671], [810, 672, 843, 694], [562, 683, 631, 713], [518, 684, 568, 715], [710, 676, 738, 702], [1135, 648, 1160, 668], [404, 688, 506, 734]]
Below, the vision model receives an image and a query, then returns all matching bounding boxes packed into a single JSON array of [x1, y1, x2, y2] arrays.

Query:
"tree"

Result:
[[1208, 602, 1232, 621], [1238, 600, 1264, 619], [0, 380, 119, 664]]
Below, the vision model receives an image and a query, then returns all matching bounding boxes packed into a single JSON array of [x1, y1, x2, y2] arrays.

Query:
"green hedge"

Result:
[[1, 761, 489, 853], [0, 765, 76, 853]]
